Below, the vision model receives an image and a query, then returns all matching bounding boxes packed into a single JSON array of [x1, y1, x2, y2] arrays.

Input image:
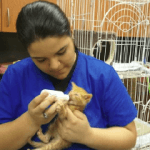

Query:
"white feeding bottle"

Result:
[[41, 89, 69, 101]]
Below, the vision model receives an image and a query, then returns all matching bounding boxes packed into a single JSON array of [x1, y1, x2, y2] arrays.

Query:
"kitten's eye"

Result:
[[75, 93, 79, 96]]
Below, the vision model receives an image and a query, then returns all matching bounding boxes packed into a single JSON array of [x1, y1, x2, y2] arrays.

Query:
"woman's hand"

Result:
[[57, 106, 92, 144], [27, 92, 58, 128], [58, 107, 137, 150]]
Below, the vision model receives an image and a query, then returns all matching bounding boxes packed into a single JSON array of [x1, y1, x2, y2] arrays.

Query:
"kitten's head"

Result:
[[68, 82, 92, 111]]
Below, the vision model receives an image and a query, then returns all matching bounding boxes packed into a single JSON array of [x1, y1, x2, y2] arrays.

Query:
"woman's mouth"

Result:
[[50, 68, 64, 74], [55, 68, 64, 74]]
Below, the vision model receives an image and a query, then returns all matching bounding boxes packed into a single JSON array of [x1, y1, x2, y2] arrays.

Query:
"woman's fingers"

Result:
[[34, 95, 57, 114], [27, 94, 59, 126], [43, 101, 60, 119], [65, 106, 77, 121], [29, 92, 49, 109]]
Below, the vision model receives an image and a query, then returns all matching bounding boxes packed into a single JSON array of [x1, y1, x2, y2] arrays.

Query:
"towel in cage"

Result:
[[73, 30, 116, 65], [134, 99, 150, 149], [134, 117, 150, 149]]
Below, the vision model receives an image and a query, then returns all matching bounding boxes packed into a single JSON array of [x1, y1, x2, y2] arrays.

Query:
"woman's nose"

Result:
[[49, 58, 60, 70]]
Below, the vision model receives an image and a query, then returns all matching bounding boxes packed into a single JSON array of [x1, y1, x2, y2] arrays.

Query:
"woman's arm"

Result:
[[0, 92, 58, 150], [57, 107, 137, 150], [84, 121, 137, 150], [0, 112, 39, 150]]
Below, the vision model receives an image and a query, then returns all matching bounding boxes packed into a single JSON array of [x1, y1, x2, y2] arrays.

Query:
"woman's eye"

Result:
[[57, 49, 66, 55], [37, 59, 46, 62]]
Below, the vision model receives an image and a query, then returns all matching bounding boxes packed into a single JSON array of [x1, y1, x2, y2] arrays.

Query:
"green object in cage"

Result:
[[147, 77, 150, 94]]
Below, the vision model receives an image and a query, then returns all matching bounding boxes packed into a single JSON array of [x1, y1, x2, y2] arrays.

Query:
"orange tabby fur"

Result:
[[28, 82, 92, 150]]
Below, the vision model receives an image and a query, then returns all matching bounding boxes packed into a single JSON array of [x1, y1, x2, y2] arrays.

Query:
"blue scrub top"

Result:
[[0, 51, 137, 150]]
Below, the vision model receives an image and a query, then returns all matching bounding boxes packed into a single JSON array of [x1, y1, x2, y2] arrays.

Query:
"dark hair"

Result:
[[16, 1, 71, 49]]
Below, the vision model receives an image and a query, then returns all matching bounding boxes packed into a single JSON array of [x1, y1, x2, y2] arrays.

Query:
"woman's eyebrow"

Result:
[[31, 45, 68, 59]]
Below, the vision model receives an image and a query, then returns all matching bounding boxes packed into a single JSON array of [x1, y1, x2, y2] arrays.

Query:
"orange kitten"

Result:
[[28, 82, 92, 150]]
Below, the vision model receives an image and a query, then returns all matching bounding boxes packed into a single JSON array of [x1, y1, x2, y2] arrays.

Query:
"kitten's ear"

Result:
[[71, 82, 75, 87], [83, 94, 92, 102], [71, 82, 77, 88]]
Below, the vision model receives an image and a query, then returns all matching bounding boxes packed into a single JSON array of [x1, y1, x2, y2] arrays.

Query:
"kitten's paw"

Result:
[[37, 130, 49, 143], [56, 102, 64, 112], [56, 106, 61, 112], [37, 129, 43, 137]]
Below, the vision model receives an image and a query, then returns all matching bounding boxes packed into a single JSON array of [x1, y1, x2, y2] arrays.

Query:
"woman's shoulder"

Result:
[[9, 57, 34, 70], [78, 51, 108, 64], [4, 57, 35, 77], [12, 57, 33, 67], [77, 51, 122, 86], [78, 51, 113, 73]]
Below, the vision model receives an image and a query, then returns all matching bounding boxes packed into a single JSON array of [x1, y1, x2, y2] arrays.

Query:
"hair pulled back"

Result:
[[16, 1, 71, 49]]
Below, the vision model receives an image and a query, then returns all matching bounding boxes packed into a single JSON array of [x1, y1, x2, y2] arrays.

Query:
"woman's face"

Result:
[[28, 36, 76, 80]]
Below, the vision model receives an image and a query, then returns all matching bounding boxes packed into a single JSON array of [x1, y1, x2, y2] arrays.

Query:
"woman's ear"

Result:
[[70, 26, 74, 39]]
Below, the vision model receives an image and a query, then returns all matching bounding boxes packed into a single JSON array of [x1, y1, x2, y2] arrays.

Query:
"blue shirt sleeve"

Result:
[[103, 67, 137, 127], [0, 67, 14, 124]]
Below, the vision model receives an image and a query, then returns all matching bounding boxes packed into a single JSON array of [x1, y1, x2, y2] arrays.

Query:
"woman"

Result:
[[0, 1, 137, 150]]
